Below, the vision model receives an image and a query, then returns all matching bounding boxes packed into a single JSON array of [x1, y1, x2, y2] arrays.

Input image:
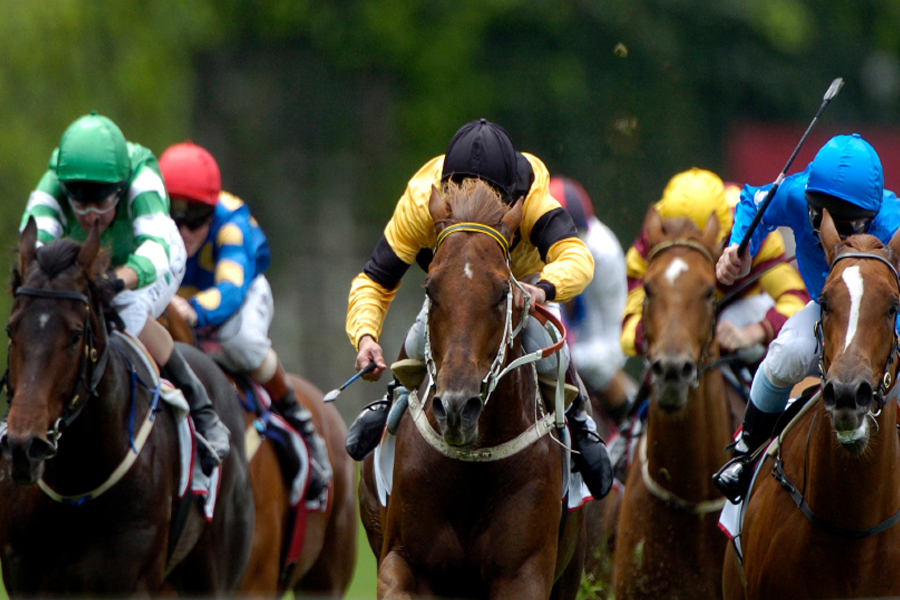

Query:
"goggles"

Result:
[[61, 181, 124, 216], [171, 199, 214, 231], [174, 214, 213, 231], [808, 205, 871, 239]]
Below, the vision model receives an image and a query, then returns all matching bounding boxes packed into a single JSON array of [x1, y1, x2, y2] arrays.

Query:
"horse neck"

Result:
[[805, 399, 900, 526], [645, 368, 733, 497]]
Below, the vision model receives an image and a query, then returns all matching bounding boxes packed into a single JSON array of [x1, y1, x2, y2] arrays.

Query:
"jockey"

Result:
[[549, 176, 634, 423], [157, 141, 332, 499], [344, 118, 613, 499], [622, 168, 809, 383], [713, 134, 900, 503], [20, 112, 229, 475]]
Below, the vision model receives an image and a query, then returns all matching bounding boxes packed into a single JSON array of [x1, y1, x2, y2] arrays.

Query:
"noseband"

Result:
[[815, 251, 900, 415], [2, 285, 109, 457]]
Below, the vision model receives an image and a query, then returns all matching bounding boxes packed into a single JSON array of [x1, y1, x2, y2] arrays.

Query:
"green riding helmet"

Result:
[[55, 112, 130, 184]]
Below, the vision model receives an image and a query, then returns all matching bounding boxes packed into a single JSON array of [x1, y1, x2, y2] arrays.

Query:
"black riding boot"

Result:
[[712, 402, 783, 503], [345, 380, 396, 461], [162, 348, 231, 476], [568, 394, 613, 500], [274, 388, 333, 500]]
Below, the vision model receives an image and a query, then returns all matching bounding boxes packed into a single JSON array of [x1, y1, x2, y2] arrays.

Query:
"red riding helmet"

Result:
[[158, 142, 221, 206], [549, 176, 595, 231]]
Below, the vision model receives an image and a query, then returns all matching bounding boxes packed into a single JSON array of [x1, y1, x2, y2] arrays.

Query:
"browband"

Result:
[[436, 223, 510, 263]]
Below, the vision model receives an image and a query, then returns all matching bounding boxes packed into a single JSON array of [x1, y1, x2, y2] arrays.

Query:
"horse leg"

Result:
[[377, 550, 419, 600], [550, 521, 586, 600], [488, 554, 556, 600]]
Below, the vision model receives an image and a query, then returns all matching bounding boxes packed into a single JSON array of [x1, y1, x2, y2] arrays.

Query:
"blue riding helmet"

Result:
[[806, 134, 884, 215]]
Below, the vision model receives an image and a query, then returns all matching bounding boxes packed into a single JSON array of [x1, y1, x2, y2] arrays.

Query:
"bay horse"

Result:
[[163, 302, 358, 598], [612, 207, 733, 599], [0, 219, 254, 595], [723, 211, 900, 599], [358, 180, 586, 599]]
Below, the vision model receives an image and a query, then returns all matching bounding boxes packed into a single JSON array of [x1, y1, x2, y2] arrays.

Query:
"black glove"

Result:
[[98, 270, 126, 305]]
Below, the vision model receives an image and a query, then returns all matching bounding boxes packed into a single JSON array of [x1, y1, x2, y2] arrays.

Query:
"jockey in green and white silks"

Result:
[[19, 112, 230, 475]]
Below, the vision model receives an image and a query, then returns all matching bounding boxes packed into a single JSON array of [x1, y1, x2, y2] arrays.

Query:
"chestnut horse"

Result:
[[358, 180, 586, 599], [0, 220, 254, 595], [612, 208, 732, 599], [163, 302, 357, 598], [723, 212, 900, 599]]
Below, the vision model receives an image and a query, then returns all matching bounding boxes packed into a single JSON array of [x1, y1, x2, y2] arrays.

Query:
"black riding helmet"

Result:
[[441, 119, 533, 204]]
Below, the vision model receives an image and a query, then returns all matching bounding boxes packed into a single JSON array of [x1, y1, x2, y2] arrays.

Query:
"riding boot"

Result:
[[263, 365, 333, 500], [568, 390, 614, 500], [345, 380, 396, 461], [162, 348, 231, 476], [712, 401, 783, 503]]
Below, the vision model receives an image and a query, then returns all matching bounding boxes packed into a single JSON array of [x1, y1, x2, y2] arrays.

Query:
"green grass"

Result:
[[345, 511, 378, 599]]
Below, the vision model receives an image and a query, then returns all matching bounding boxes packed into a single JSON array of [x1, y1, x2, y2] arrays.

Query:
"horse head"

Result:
[[817, 209, 900, 453], [424, 180, 524, 446], [642, 207, 721, 412], [1, 218, 108, 484]]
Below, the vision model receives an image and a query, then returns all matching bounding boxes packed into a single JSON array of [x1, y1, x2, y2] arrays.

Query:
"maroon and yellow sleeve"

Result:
[[751, 232, 809, 343], [621, 229, 650, 357]]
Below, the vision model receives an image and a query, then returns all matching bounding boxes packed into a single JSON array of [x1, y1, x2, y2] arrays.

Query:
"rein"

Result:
[[638, 435, 726, 513], [5, 286, 110, 456]]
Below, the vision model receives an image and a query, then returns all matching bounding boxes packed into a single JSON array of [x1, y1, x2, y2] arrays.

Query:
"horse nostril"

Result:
[[681, 362, 696, 381], [432, 396, 446, 420], [27, 439, 50, 462], [856, 380, 874, 408], [461, 397, 483, 424], [650, 360, 664, 378]]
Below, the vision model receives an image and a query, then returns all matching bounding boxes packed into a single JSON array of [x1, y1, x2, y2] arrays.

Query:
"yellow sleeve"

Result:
[[346, 273, 400, 350], [383, 156, 442, 264], [754, 232, 808, 322], [621, 246, 648, 357], [518, 153, 593, 301]]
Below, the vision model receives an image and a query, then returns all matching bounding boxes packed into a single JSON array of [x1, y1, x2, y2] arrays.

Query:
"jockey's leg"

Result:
[[251, 349, 332, 499], [523, 304, 612, 500], [143, 318, 230, 476], [713, 301, 821, 503]]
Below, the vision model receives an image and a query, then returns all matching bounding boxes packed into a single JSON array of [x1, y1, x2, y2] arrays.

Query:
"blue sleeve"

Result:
[[730, 170, 811, 257], [190, 215, 256, 328]]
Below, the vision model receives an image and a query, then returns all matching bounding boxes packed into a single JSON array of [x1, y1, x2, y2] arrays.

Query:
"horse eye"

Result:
[[69, 331, 83, 346], [819, 297, 828, 316], [890, 302, 898, 318], [705, 286, 715, 301], [497, 287, 509, 306], [643, 283, 654, 299]]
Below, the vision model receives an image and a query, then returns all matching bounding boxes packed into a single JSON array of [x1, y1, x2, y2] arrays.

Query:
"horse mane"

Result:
[[439, 179, 508, 228]]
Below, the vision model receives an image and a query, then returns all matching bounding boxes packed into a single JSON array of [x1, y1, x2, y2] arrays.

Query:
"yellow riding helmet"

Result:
[[655, 167, 732, 243]]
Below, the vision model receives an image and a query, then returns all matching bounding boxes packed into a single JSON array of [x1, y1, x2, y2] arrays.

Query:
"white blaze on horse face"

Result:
[[39, 314, 49, 329], [664, 257, 689, 285], [841, 265, 864, 351], [464, 262, 473, 280]]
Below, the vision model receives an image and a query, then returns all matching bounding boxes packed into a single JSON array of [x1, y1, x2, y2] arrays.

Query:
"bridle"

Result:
[[643, 238, 719, 386], [1, 284, 109, 458], [814, 250, 900, 416]]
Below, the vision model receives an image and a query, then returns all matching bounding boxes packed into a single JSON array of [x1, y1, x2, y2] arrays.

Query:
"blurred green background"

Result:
[[2, 0, 900, 597]]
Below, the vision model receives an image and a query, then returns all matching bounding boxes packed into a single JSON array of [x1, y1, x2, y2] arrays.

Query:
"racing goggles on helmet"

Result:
[[171, 198, 214, 231], [61, 181, 124, 216], [807, 204, 872, 239]]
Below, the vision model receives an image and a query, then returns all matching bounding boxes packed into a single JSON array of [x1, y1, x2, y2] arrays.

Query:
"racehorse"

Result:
[[723, 211, 900, 599], [358, 180, 586, 599], [162, 302, 357, 598], [612, 208, 733, 599], [0, 220, 254, 595]]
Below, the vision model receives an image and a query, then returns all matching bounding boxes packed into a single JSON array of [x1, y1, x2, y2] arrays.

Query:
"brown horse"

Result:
[[0, 220, 254, 595], [358, 180, 586, 599], [723, 211, 900, 599], [163, 302, 357, 598], [612, 208, 733, 599]]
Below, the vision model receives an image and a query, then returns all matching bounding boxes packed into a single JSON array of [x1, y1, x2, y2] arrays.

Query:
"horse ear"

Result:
[[77, 221, 101, 271], [888, 219, 900, 260], [819, 208, 842, 266], [429, 185, 450, 232], [645, 206, 664, 248], [701, 212, 720, 253], [18, 217, 38, 277], [500, 197, 524, 243]]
